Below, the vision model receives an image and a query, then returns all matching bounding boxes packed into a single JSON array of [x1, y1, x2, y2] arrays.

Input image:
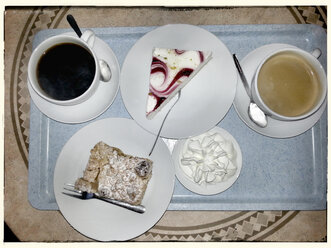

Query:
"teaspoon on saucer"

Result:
[[233, 54, 267, 128], [66, 14, 111, 82]]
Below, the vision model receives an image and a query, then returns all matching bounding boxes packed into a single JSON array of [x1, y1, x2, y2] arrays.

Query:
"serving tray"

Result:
[[28, 24, 327, 210]]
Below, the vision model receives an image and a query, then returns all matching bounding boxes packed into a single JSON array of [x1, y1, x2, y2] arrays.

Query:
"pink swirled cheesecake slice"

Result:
[[146, 48, 212, 119]]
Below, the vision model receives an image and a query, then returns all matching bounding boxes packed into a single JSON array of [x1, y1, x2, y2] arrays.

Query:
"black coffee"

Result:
[[37, 43, 96, 101]]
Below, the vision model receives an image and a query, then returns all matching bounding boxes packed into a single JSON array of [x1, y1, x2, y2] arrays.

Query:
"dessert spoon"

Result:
[[232, 54, 267, 128], [66, 14, 111, 82], [149, 91, 181, 156]]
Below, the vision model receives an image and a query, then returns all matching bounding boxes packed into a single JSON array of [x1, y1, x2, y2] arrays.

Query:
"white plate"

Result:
[[120, 24, 237, 139], [233, 43, 327, 138], [172, 126, 242, 195], [28, 33, 120, 123], [53, 118, 175, 241]]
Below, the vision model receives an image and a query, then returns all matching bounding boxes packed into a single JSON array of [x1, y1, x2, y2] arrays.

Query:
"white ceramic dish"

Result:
[[53, 118, 175, 241], [120, 24, 237, 139], [233, 43, 327, 138], [172, 126, 242, 195], [28, 32, 120, 123]]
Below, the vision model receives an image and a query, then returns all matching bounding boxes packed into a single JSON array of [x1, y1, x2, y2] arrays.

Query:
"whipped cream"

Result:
[[179, 130, 237, 186]]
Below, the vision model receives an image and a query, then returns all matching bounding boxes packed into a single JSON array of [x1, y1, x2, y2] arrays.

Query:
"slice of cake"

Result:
[[146, 48, 212, 119], [75, 141, 153, 205]]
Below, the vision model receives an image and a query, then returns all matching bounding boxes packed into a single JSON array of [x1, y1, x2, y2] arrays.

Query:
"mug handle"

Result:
[[81, 30, 112, 82], [81, 29, 95, 48], [311, 48, 321, 59]]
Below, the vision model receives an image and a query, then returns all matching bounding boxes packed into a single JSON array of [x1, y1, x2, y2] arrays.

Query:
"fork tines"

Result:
[[63, 183, 82, 194], [62, 182, 146, 213]]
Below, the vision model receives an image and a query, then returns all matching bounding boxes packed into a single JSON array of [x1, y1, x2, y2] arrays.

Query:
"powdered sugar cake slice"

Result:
[[146, 48, 212, 119], [75, 141, 153, 206]]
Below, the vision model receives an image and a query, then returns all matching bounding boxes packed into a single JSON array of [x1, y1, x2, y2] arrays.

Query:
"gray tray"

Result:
[[28, 24, 327, 210]]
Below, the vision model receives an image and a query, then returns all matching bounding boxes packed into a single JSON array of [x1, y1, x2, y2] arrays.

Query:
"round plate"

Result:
[[233, 43, 327, 138], [120, 24, 237, 139], [53, 118, 175, 241], [28, 32, 120, 123], [172, 126, 242, 195]]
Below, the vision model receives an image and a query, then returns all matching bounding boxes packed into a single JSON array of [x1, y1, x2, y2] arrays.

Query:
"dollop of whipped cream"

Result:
[[180, 131, 237, 185]]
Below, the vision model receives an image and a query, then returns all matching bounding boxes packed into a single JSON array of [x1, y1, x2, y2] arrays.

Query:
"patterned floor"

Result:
[[5, 6, 327, 242]]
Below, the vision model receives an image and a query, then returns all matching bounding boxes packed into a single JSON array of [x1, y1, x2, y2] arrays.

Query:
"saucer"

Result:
[[233, 43, 327, 138], [28, 33, 120, 123]]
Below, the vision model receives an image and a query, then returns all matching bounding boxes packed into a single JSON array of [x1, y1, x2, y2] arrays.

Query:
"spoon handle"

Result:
[[233, 54, 252, 99], [66, 14, 82, 38], [148, 91, 181, 156]]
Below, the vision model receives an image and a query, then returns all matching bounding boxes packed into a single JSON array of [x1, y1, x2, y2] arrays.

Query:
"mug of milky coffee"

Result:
[[251, 47, 327, 121], [28, 30, 111, 106]]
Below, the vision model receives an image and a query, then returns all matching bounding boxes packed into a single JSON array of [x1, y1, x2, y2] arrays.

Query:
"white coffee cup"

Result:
[[28, 30, 111, 106], [251, 46, 327, 121]]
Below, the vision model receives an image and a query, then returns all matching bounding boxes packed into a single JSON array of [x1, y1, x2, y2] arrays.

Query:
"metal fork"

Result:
[[149, 91, 182, 156], [63, 183, 146, 214]]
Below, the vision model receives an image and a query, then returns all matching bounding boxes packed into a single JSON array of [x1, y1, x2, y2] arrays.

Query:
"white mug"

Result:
[[28, 30, 111, 106], [251, 46, 327, 121]]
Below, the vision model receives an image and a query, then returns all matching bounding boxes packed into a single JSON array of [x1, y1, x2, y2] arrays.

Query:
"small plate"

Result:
[[120, 24, 237, 139], [53, 118, 175, 241], [172, 126, 242, 195], [28, 32, 120, 123], [233, 43, 327, 138]]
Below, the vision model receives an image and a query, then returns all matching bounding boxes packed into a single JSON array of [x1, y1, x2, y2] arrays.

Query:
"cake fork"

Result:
[[148, 90, 182, 156], [63, 183, 146, 214]]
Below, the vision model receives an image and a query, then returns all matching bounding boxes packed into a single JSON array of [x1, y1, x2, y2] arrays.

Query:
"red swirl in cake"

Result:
[[146, 48, 212, 119]]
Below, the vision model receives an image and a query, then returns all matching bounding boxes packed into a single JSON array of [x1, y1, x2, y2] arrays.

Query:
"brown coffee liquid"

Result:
[[37, 43, 96, 101], [257, 52, 321, 117]]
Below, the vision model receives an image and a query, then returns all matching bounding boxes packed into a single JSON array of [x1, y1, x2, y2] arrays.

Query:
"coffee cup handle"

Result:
[[81, 30, 112, 82], [311, 48, 321, 59], [81, 29, 95, 48]]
